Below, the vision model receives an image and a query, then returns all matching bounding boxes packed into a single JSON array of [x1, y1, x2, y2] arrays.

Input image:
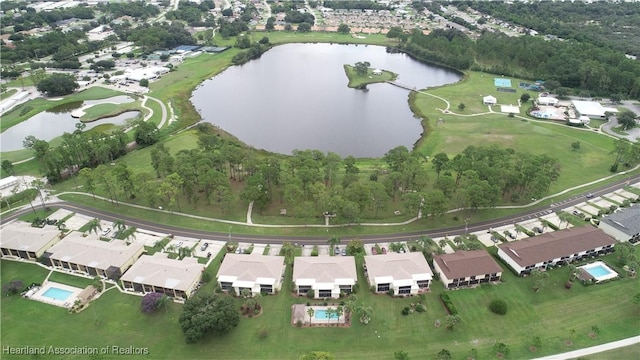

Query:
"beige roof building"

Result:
[[497, 227, 616, 275], [292, 256, 357, 299], [43, 231, 144, 279], [1, 221, 61, 261], [364, 252, 433, 295], [433, 250, 502, 289], [217, 254, 285, 296], [121, 253, 204, 299]]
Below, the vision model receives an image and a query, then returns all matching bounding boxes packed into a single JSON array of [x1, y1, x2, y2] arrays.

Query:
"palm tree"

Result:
[[326, 307, 334, 325], [438, 239, 447, 249], [281, 241, 294, 264], [156, 294, 171, 312], [113, 219, 126, 234], [567, 264, 578, 282], [358, 305, 372, 325], [327, 236, 341, 255], [122, 226, 137, 244], [416, 236, 432, 251], [336, 306, 344, 323], [307, 307, 314, 324], [87, 218, 102, 235]]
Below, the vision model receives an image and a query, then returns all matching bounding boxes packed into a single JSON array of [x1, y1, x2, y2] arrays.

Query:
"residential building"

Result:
[[537, 96, 558, 106], [293, 256, 357, 299], [120, 253, 204, 299], [216, 254, 285, 296], [42, 232, 144, 279], [364, 252, 433, 295], [0, 221, 61, 261], [497, 227, 616, 276], [433, 250, 502, 289], [599, 206, 640, 243]]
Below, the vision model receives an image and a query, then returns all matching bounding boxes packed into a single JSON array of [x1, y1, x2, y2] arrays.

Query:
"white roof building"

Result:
[[537, 96, 558, 106], [293, 256, 357, 299], [572, 100, 618, 119], [121, 253, 204, 299], [364, 252, 433, 295], [122, 66, 170, 82], [483, 95, 497, 105], [217, 254, 285, 296], [0, 221, 62, 261]]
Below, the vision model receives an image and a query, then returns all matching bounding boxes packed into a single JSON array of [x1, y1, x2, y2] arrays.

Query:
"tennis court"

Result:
[[494, 78, 512, 87]]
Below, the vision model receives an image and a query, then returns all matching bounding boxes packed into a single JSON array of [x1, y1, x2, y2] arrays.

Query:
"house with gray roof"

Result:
[[598, 206, 640, 244], [0, 221, 61, 261], [217, 254, 285, 296], [121, 253, 204, 299], [497, 227, 616, 276], [293, 256, 357, 299], [42, 232, 144, 279], [433, 250, 502, 289], [364, 252, 432, 295]]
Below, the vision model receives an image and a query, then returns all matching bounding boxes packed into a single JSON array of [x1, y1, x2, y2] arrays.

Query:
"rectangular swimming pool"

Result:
[[585, 265, 611, 278], [314, 309, 339, 320], [579, 261, 618, 282], [42, 287, 73, 301]]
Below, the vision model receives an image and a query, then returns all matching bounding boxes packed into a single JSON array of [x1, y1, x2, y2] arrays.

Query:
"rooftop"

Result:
[[45, 232, 143, 270], [217, 253, 285, 283], [0, 221, 60, 252], [120, 253, 204, 291], [497, 227, 616, 267], [433, 250, 502, 280], [364, 252, 432, 283], [600, 206, 640, 237], [293, 256, 357, 283]]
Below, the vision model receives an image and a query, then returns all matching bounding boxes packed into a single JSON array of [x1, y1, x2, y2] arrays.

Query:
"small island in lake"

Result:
[[343, 62, 398, 89]]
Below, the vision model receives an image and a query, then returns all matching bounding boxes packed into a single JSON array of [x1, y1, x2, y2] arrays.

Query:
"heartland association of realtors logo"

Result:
[[2, 345, 150, 356]]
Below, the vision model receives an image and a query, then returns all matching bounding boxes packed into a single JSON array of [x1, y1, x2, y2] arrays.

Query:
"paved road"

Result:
[[2, 173, 638, 245]]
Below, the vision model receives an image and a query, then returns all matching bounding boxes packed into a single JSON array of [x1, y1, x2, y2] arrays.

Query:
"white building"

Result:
[[0, 221, 62, 261], [482, 95, 497, 105], [364, 252, 433, 295], [572, 100, 618, 119], [497, 227, 616, 276], [216, 254, 285, 296], [537, 96, 559, 106], [293, 256, 357, 299]]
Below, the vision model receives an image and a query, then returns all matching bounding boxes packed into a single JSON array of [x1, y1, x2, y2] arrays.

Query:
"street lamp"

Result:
[[228, 226, 232, 241], [464, 218, 469, 235]]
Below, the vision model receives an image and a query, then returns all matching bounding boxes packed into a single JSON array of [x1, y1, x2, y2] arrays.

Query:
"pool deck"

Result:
[[291, 304, 347, 326], [27, 281, 83, 308]]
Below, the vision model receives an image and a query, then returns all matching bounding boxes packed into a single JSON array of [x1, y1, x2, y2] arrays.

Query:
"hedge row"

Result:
[[0, 188, 38, 210], [439, 293, 458, 315]]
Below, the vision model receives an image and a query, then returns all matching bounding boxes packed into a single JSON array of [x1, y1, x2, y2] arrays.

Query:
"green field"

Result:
[[2, 243, 638, 360], [343, 65, 397, 88]]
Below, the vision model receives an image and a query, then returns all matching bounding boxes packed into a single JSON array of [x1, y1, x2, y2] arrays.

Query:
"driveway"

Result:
[[600, 101, 640, 142]]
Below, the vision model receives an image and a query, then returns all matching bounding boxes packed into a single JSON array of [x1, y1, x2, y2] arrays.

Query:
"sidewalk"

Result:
[[533, 335, 640, 360]]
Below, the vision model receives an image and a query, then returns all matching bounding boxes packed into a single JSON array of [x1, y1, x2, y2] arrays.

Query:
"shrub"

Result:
[[258, 328, 268, 339], [388, 288, 395, 296], [295, 320, 303, 327], [416, 304, 426, 312], [402, 306, 410, 316], [439, 293, 458, 315], [489, 299, 507, 315]]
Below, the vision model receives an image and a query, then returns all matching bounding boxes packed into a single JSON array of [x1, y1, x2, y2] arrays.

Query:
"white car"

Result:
[[101, 227, 111, 236]]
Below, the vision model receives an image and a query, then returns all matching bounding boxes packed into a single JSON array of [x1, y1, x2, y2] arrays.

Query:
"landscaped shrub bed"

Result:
[[489, 299, 507, 315], [439, 293, 458, 315]]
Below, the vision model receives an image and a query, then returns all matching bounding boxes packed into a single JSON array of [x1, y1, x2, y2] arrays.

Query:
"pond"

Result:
[[191, 43, 461, 157], [1, 96, 138, 152]]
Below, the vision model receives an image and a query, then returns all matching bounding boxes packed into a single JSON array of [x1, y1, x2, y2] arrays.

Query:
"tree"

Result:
[[489, 299, 507, 315], [431, 153, 449, 178], [494, 342, 510, 357], [79, 168, 97, 199], [113, 219, 127, 235], [617, 110, 638, 131], [571, 141, 581, 151], [358, 305, 372, 324], [36, 73, 79, 96], [122, 226, 137, 244], [30, 179, 47, 211], [633, 292, 640, 306], [444, 314, 461, 330], [337, 23, 350, 34], [394, 350, 410, 360], [297, 22, 311, 32], [3, 279, 24, 296], [346, 238, 365, 257], [139, 78, 149, 87], [457, 103, 465, 111], [179, 293, 240, 343], [520, 93, 531, 102], [281, 241, 294, 264], [87, 218, 102, 235], [134, 120, 160, 146], [354, 61, 370, 76], [1, 160, 15, 175], [265, 17, 275, 31], [307, 307, 314, 324], [531, 269, 549, 292], [436, 349, 451, 360], [141, 292, 165, 313], [327, 236, 341, 254]]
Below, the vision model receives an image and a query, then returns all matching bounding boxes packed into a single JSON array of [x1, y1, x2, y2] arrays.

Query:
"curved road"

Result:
[[2, 173, 638, 245]]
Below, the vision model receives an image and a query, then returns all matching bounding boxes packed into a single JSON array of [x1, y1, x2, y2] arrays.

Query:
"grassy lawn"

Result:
[[80, 101, 143, 122], [343, 65, 397, 88], [2, 244, 639, 359], [0, 88, 17, 100], [47, 271, 94, 289]]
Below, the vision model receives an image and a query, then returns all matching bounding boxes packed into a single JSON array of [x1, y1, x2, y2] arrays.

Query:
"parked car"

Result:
[[572, 210, 582, 216], [533, 227, 543, 234], [505, 231, 516, 239], [341, 248, 347, 256], [101, 227, 111, 236], [200, 242, 209, 251], [335, 246, 340, 254], [371, 247, 378, 255], [586, 193, 594, 198], [235, 247, 242, 254], [176, 241, 183, 247], [381, 247, 387, 254]]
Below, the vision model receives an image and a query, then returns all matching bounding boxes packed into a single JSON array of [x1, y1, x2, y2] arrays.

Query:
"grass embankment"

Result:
[[0, 86, 123, 132], [343, 65, 397, 88], [0, 88, 17, 100], [2, 244, 639, 359], [80, 101, 143, 123]]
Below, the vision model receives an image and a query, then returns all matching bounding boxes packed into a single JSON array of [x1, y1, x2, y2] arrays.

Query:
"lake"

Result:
[[191, 43, 461, 158], [1, 96, 138, 152]]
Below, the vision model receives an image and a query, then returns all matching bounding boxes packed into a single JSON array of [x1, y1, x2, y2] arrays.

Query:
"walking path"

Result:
[[533, 335, 640, 360]]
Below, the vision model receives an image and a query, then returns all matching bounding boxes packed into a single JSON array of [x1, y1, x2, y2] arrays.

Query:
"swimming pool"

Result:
[[42, 287, 73, 301], [314, 309, 340, 320], [579, 261, 618, 282]]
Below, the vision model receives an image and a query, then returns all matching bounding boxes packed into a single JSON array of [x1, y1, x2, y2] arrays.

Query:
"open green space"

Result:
[[80, 101, 143, 122], [0, 88, 17, 101], [2, 242, 638, 359], [47, 271, 94, 289], [343, 65, 396, 88]]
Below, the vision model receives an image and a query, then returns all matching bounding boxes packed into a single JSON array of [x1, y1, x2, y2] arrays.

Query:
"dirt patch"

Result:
[[529, 346, 537, 352], [589, 332, 597, 339], [565, 340, 573, 346], [496, 352, 504, 359]]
